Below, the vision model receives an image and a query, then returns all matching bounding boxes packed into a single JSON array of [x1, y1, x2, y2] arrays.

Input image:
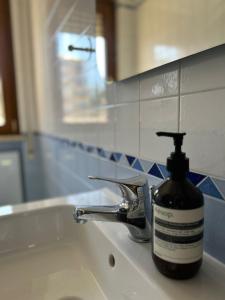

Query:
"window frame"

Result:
[[0, 0, 19, 134]]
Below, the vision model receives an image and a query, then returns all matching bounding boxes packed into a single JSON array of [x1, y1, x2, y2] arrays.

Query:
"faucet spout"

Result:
[[74, 203, 150, 242], [74, 205, 123, 223]]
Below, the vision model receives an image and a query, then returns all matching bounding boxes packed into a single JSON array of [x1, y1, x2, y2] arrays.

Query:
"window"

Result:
[[0, 0, 19, 134]]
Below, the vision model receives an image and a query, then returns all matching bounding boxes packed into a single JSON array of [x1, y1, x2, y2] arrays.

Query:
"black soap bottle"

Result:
[[152, 132, 204, 279]]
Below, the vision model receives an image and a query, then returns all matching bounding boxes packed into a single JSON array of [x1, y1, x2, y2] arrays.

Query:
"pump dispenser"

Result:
[[157, 132, 189, 179], [152, 132, 204, 279]]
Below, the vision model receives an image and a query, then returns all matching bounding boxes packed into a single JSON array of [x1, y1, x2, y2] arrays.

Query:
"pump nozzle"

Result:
[[156, 131, 189, 178], [157, 132, 186, 153]]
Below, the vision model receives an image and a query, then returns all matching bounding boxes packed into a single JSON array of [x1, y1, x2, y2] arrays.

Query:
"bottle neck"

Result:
[[170, 172, 187, 181]]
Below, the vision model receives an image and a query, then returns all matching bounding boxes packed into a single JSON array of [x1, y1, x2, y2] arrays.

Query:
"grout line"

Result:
[[140, 94, 178, 102], [37, 133, 225, 184], [180, 85, 225, 97], [37, 133, 225, 201], [112, 84, 225, 105], [115, 94, 179, 106], [57, 159, 93, 190], [196, 176, 208, 188], [211, 177, 225, 199], [113, 83, 118, 179], [177, 62, 181, 132], [115, 76, 225, 106], [138, 78, 141, 158]]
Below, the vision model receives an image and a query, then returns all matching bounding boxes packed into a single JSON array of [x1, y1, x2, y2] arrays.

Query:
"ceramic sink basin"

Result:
[[0, 188, 225, 300]]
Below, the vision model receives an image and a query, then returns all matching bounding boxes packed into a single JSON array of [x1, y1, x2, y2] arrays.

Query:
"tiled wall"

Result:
[[24, 137, 48, 201], [32, 44, 225, 264], [112, 45, 225, 180], [78, 45, 225, 193], [26, 0, 225, 265], [35, 127, 225, 264], [103, 46, 225, 185]]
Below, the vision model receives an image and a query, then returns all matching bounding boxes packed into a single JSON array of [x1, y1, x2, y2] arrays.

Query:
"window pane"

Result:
[[0, 75, 6, 127]]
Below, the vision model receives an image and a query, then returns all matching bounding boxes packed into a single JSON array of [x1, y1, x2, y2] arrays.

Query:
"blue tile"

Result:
[[126, 155, 136, 166], [157, 164, 170, 179], [187, 171, 206, 186], [86, 145, 94, 153], [78, 143, 84, 150], [71, 141, 77, 147], [38, 132, 225, 205], [97, 148, 106, 158], [212, 178, 225, 200], [198, 177, 223, 200], [133, 159, 144, 172], [110, 153, 116, 162], [109, 152, 121, 162], [139, 159, 153, 173], [113, 152, 122, 162], [148, 163, 164, 179], [119, 154, 130, 167]]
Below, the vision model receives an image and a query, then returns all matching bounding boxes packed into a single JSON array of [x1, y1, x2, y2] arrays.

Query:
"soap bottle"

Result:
[[151, 132, 204, 279]]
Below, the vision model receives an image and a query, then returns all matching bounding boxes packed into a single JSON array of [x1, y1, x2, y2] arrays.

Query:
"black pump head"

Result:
[[157, 132, 186, 153], [156, 131, 189, 178]]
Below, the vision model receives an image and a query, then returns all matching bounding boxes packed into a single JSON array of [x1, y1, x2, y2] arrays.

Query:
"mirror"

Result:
[[0, 75, 6, 127], [96, 0, 225, 81]]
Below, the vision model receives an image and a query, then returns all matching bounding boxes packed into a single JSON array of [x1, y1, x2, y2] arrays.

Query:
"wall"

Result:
[[35, 42, 225, 264], [0, 140, 24, 205], [0, 137, 48, 203], [10, 1, 225, 263]]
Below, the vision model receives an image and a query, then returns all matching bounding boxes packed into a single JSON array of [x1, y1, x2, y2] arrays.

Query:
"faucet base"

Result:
[[128, 234, 151, 243]]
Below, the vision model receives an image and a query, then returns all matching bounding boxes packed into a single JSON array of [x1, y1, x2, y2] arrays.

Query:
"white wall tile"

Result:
[[105, 82, 117, 106], [78, 124, 99, 148], [98, 83, 116, 151], [180, 89, 225, 178], [75, 149, 89, 181], [140, 63, 179, 100], [116, 164, 140, 180], [87, 154, 99, 180], [181, 45, 225, 94], [98, 157, 118, 193], [147, 174, 163, 188], [115, 103, 139, 156], [116, 78, 139, 104], [98, 107, 115, 151], [140, 97, 178, 163]]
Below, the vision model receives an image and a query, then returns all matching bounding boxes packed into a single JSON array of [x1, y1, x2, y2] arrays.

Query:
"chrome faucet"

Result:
[[73, 175, 151, 243]]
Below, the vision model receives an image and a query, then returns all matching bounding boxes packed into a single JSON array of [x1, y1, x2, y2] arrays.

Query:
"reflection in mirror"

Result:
[[56, 32, 107, 124], [0, 75, 6, 126], [45, 0, 107, 127], [97, 0, 225, 81]]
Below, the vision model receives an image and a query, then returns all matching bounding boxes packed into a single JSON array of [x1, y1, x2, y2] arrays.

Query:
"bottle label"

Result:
[[153, 204, 204, 264]]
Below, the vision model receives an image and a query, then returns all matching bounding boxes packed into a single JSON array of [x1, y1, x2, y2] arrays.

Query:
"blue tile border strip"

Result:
[[36, 132, 225, 201]]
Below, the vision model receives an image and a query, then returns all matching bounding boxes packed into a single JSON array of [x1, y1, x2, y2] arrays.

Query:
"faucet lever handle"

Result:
[[88, 175, 148, 202], [88, 175, 147, 188]]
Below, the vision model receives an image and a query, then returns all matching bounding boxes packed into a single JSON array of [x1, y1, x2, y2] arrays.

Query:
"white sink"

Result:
[[0, 189, 225, 300]]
